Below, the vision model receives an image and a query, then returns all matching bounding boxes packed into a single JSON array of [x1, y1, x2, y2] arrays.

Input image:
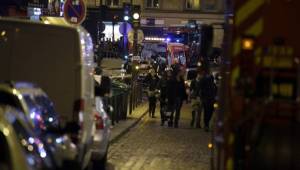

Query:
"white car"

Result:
[[91, 97, 111, 169]]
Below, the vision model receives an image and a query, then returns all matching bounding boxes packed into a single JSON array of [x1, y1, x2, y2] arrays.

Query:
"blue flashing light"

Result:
[[176, 39, 180, 43], [166, 38, 171, 42], [124, 55, 128, 59]]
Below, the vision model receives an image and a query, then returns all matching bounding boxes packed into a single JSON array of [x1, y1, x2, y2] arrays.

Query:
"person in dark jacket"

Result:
[[158, 70, 171, 126], [145, 69, 160, 118], [190, 71, 203, 128], [166, 66, 187, 128], [200, 69, 217, 131]]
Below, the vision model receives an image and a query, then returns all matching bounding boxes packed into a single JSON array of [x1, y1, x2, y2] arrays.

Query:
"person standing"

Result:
[[166, 66, 187, 128], [158, 70, 170, 126], [190, 71, 203, 128], [145, 69, 159, 118], [200, 69, 217, 132]]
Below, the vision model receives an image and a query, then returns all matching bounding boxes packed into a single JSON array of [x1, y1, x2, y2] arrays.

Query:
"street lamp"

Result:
[[133, 12, 140, 20], [124, 15, 130, 21]]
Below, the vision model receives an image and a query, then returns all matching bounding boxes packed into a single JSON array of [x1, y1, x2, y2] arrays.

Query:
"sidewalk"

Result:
[[109, 102, 148, 143]]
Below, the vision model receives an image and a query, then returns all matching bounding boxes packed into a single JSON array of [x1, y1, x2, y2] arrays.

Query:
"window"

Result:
[[186, 0, 201, 10], [146, 0, 159, 8], [106, 0, 119, 7]]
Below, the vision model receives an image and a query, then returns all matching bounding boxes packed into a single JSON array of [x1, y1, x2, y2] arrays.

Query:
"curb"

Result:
[[109, 108, 148, 144]]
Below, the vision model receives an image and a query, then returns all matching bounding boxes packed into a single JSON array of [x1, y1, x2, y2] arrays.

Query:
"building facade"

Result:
[[86, 0, 224, 26], [85, 0, 224, 44]]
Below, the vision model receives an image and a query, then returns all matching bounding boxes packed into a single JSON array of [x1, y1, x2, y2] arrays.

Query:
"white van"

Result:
[[0, 17, 95, 169]]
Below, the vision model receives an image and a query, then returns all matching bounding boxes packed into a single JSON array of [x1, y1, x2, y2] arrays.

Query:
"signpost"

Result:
[[64, 0, 86, 25]]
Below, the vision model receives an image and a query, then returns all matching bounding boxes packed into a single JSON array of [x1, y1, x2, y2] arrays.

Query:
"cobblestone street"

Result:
[[107, 104, 212, 170]]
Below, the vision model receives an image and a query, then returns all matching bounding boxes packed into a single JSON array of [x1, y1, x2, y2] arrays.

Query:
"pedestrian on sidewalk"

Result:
[[158, 70, 171, 126], [190, 70, 203, 128], [167, 65, 187, 128], [200, 69, 217, 132], [145, 69, 159, 118]]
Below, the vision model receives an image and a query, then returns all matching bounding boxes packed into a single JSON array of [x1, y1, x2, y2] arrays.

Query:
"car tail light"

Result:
[[94, 113, 104, 130]]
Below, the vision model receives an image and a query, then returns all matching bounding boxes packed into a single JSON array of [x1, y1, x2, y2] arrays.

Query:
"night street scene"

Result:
[[0, 0, 299, 170]]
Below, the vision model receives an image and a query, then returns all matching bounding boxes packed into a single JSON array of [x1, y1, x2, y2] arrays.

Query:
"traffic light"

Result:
[[131, 5, 141, 29], [123, 3, 131, 22]]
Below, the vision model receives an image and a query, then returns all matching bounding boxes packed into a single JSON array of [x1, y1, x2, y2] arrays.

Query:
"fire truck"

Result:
[[214, 1, 300, 170]]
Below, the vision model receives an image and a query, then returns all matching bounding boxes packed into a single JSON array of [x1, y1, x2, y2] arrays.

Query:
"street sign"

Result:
[[119, 22, 132, 35], [64, 0, 86, 25], [128, 29, 144, 44]]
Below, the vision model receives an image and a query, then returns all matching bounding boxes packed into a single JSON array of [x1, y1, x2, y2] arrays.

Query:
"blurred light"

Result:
[[12, 89, 17, 94], [27, 157, 35, 165], [28, 145, 34, 151], [38, 143, 44, 148], [1, 30, 6, 36], [176, 39, 180, 43], [135, 65, 139, 70], [47, 138, 53, 144], [56, 138, 63, 144], [30, 112, 35, 119], [133, 13, 140, 20], [36, 114, 42, 121], [33, 8, 41, 16], [18, 94, 23, 100], [28, 137, 34, 144], [124, 55, 128, 59], [197, 62, 202, 66], [214, 103, 219, 109], [124, 16, 129, 21], [48, 117, 53, 122], [166, 37, 171, 42], [242, 38, 254, 50], [3, 128, 10, 136], [208, 143, 213, 149], [44, 20, 50, 25], [21, 139, 27, 146], [40, 150, 47, 158], [176, 31, 180, 34]]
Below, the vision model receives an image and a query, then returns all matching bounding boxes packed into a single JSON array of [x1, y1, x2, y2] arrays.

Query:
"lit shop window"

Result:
[[186, 0, 201, 10], [106, 0, 119, 7], [146, 0, 159, 8]]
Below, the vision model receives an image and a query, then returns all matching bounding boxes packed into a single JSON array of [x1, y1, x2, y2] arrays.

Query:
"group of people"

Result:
[[145, 64, 217, 131]]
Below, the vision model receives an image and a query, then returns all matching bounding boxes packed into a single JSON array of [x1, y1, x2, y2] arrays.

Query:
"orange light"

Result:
[[242, 38, 254, 50], [208, 143, 213, 149]]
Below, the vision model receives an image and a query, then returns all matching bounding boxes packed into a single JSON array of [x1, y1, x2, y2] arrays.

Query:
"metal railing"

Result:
[[107, 81, 145, 125]]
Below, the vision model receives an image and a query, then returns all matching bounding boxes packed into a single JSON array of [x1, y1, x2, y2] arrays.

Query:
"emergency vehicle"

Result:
[[213, 1, 300, 170]]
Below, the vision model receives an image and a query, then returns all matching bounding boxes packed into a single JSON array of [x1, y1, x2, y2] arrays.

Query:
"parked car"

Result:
[[0, 17, 96, 169], [91, 96, 111, 169], [0, 82, 77, 169], [0, 105, 55, 170]]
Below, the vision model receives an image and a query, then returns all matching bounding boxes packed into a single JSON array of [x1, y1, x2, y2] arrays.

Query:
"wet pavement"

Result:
[[107, 103, 212, 170]]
